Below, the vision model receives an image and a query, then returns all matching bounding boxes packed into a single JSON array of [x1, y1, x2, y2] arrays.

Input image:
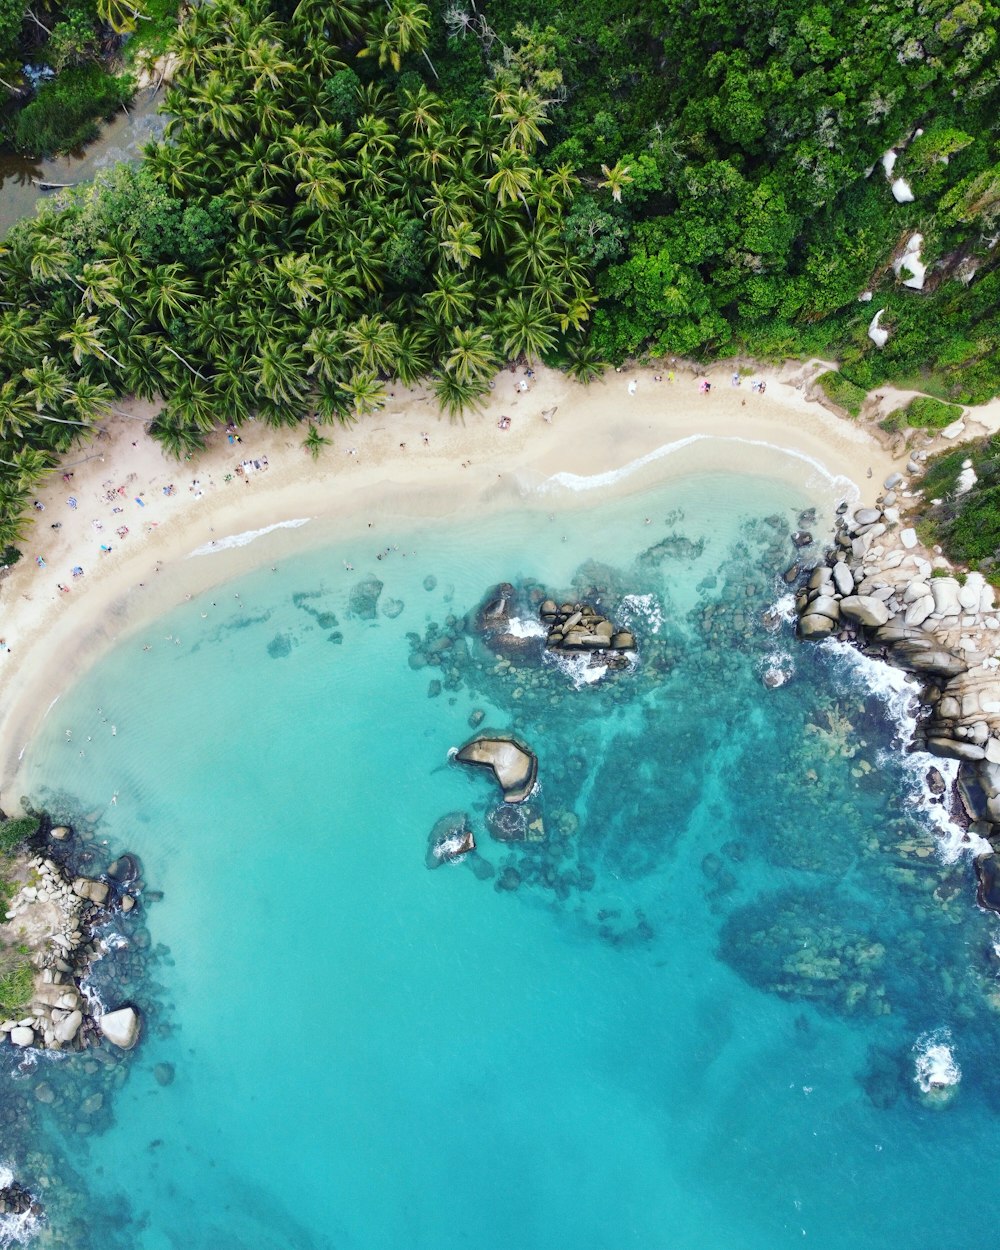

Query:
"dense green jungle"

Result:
[[0, 0, 998, 557]]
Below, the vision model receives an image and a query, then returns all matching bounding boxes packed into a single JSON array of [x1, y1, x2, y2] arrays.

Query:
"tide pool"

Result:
[[10, 461, 1000, 1250]]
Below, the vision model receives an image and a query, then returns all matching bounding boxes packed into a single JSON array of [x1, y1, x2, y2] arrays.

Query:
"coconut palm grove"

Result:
[[0, 0, 999, 549]]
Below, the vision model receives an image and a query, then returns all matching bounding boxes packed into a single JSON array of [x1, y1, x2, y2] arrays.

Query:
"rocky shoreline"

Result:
[[0, 809, 156, 1240], [793, 462, 1000, 912]]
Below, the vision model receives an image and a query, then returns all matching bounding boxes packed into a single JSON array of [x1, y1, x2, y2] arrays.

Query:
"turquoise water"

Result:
[[11, 461, 1000, 1249]]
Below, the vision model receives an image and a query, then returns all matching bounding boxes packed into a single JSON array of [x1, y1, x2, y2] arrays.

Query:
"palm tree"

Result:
[[432, 371, 489, 420], [57, 315, 126, 370], [565, 342, 606, 384], [303, 423, 331, 459], [345, 314, 399, 375], [359, 0, 431, 72], [444, 326, 497, 383], [423, 271, 475, 327], [344, 370, 387, 416], [486, 148, 534, 214], [494, 87, 549, 154], [498, 295, 558, 361], [599, 160, 633, 203], [148, 415, 207, 460]]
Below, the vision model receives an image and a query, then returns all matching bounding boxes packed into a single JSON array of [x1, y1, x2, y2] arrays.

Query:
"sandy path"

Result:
[[0, 359, 898, 786]]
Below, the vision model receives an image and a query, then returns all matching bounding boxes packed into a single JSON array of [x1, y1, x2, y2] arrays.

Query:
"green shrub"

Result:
[[12, 66, 134, 157], [0, 545, 20, 568], [0, 962, 34, 1015], [815, 370, 868, 418], [901, 396, 964, 429], [0, 817, 38, 854]]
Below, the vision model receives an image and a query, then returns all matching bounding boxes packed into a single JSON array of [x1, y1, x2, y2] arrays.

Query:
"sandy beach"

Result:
[[0, 358, 898, 786]]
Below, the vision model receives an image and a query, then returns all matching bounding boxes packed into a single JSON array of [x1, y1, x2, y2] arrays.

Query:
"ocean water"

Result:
[[9, 453, 1000, 1250]]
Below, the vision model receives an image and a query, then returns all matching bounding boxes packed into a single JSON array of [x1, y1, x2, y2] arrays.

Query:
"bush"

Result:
[[901, 396, 964, 429], [0, 817, 39, 854], [12, 66, 134, 157], [0, 962, 34, 1015], [0, 545, 21, 568], [815, 370, 868, 417]]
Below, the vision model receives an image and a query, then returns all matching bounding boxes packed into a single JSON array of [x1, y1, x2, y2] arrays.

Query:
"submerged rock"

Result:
[[348, 576, 383, 620], [455, 735, 537, 803], [426, 812, 476, 868]]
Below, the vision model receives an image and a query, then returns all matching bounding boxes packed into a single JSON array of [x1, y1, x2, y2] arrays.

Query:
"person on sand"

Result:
[[759, 381, 766, 395], [627, 379, 637, 395]]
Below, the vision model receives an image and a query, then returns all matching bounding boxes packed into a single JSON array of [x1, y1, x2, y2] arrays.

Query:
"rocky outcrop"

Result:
[[795, 468, 1000, 910], [0, 840, 147, 1052], [425, 811, 476, 868], [455, 735, 538, 802], [539, 599, 635, 654]]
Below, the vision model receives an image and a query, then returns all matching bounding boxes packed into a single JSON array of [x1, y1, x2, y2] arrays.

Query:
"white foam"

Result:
[[617, 592, 663, 635], [506, 616, 547, 639], [0, 1167, 40, 1250], [539, 434, 857, 500], [760, 649, 794, 687], [769, 592, 798, 626], [188, 518, 310, 557], [913, 1028, 961, 1092], [544, 650, 609, 688], [434, 834, 469, 860], [820, 640, 988, 859]]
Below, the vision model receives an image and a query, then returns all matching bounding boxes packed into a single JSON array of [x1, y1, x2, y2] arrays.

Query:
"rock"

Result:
[[473, 583, 515, 633], [958, 573, 984, 612], [904, 596, 934, 627], [808, 567, 833, 590], [121, 894, 135, 913], [808, 595, 840, 620], [854, 507, 882, 527], [348, 576, 383, 620], [903, 581, 930, 604], [610, 631, 636, 650], [926, 767, 946, 796], [799, 613, 837, 639], [926, 737, 986, 761], [455, 736, 537, 803], [839, 595, 890, 627], [782, 564, 800, 584], [900, 528, 919, 549], [381, 597, 404, 619], [80, 1092, 104, 1116], [71, 877, 109, 906], [791, 531, 813, 548], [892, 641, 967, 677], [426, 812, 476, 868], [977, 854, 1000, 913], [832, 561, 854, 596], [108, 853, 140, 884], [930, 578, 961, 617], [49, 826, 72, 841], [497, 866, 521, 892], [100, 1006, 141, 1050], [423, 575, 437, 592], [154, 1062, 175, 1087], [54, 1010, 82, 1044], [33, 1082, 55, 1104], [9, 1027, 33, 1048], [884, 472, 904, 489]]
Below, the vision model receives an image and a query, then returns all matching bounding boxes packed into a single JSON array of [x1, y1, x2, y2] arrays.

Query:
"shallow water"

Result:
[[12, 462, 1000, 1249]]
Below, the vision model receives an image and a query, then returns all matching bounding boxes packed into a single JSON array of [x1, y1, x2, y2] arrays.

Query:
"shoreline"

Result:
[[0, 358, 897, 790]]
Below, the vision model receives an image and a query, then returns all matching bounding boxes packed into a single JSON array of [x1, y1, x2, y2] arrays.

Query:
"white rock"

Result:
[[858, 290, 874, 302], [956, 467, 977, 495], [54, 1010, 83, 1045], [930, 578, 962, 616], [900, 528, 919, 549], [959, 573, 985, 611], [100, 1007, 141, 1050], [883, 507, 901, 524], [868, 309, 890, 348], [832, 562, 854, 596], [904, 596, 935, 626], [882, 149, 898, 177], [839, 595, 891, 627], [982, 587, 996, 614], [891, 177, 915, 202], [883, 551, 905, 568], [10, 1027, 34, 1048], [986, 617, 999, 630], [904, 581, 931, 603], [941, 418, 966, 440], [893, 232, 926, 289]]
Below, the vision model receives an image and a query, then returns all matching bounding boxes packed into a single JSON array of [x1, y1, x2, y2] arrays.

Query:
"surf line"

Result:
[[188, 518, 311, 558], [538, 434, 858, 498]]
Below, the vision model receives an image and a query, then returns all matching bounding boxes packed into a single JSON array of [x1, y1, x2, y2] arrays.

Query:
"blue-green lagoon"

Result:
[[7, 449, 1000, 1249]]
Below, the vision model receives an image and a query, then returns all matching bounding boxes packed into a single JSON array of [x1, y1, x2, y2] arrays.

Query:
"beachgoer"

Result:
[[732, 372, 740, 386], [667, 371, 675, 383], [759, 381, 766, 395], [627, 380, 637, 396]]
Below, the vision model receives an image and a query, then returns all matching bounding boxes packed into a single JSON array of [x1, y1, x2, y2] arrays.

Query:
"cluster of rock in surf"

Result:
[[793, 465, 1000, 911], [0, 823, 144, 1053], [539, 599, 635, 657]]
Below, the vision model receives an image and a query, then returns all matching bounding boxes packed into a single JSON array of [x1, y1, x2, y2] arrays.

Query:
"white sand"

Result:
[[0, 360, 898, 784]]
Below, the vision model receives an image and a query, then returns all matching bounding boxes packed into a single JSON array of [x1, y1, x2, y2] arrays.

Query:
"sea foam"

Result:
[[188, 518, 310, 557], [538, 434, 858, 500], [821, 640, 989, 860]]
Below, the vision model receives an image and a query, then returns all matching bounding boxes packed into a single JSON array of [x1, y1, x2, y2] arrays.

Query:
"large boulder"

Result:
[[799, 613, 837, 639], [425, 812, 476, 869], [832, 561, 854, 596], [839, 595, 890, 627], [54, 1010, 83, 1044], [976, 854, 1000, 913], [930, 577, 961, 617], [892, 640, 968, 678], [72, 877, 109, 906], [455, 735, 537, 803], [100, 1006, 141, 1050], [808, 595, 841, 621]]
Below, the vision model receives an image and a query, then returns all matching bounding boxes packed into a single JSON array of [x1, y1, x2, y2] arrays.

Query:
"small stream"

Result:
[[0, 86, 168, 236]]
